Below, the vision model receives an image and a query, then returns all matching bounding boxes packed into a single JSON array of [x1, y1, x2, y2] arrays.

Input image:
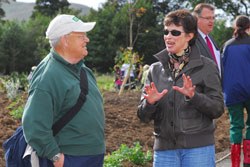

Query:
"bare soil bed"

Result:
[[0, 90, 230, 166]]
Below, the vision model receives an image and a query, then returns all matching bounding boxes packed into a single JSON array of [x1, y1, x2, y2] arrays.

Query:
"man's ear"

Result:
[[61, 35, 69, 47]]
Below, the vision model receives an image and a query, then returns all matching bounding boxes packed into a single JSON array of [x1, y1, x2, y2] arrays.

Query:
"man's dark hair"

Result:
[[193, 3, 215, 17]]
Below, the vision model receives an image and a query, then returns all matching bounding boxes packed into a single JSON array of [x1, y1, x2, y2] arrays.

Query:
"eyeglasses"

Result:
[[68, 33, 88, 40], [199, 16, 215, 21], [164, 29, 184, 36]]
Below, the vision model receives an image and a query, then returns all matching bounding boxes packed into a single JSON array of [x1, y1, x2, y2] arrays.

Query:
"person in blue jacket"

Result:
[[222, 15, 250, 167]]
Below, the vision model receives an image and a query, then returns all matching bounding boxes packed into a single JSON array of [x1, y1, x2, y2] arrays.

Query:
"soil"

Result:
[[0, 90, 230, 166]]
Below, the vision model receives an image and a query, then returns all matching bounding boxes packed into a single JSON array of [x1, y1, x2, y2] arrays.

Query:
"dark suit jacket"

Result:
[[195, 33, 223, 77]]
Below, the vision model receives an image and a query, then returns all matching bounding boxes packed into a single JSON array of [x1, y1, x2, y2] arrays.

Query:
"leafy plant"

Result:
[[1, 77, 20, 100], [9, 72, 29, 91], [104, 142, 152, 167], [10, 105, 24, 119], [6, 95, 26, 119], [0, 72, 29, 100], [127, 142, 152, 165]]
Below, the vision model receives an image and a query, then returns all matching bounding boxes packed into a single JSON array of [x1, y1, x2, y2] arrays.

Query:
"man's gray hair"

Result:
[[49, 38, 60, 48]]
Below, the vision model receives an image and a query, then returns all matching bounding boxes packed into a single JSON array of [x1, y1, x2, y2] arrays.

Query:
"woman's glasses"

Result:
[[164, 29, 184, 36]]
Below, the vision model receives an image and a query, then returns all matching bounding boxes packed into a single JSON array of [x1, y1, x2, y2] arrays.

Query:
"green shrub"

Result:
[[1, 77, 20, 100], [9, 72, 29, 89], [127, 142, 152, 165], [0, 72, 29, 100], [104, 142, 152, 167], [10, 105, 24, 119], [6, 95, 26, 119]]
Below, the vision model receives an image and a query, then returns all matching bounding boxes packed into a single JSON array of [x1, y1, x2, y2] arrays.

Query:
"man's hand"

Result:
[[53, 153, 64, 167]]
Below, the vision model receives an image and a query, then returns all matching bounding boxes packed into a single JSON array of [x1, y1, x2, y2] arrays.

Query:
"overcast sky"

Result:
[[16, 0, 107, 10]]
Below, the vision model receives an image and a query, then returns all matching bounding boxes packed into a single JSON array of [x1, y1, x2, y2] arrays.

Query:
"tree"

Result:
[[83, 4, 119, 72], [211, 20, 233, 49], [32, 0, 70, 17], [0, 21, 24, 74], [0, 0, 241, 75], [118, 0, 148, 95], [153, 0, 188, 14], [187, 0, 249, 17], [0, 14, 52, 74], [84, 0, 164, 73], [22, 14, 51, 68]]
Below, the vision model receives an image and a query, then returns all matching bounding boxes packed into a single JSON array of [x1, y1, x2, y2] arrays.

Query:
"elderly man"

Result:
[[22, 14, 105, 167]]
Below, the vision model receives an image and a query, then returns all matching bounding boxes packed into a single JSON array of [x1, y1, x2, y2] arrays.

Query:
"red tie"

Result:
[[205, 36, 217, 65]]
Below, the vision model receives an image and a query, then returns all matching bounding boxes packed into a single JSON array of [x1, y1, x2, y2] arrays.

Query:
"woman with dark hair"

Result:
[[222, 15, 250, 167], [137, 9, 224, 166]]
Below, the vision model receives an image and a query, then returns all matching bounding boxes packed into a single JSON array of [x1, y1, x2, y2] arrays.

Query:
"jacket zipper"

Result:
[[172, 79, 177, 146]]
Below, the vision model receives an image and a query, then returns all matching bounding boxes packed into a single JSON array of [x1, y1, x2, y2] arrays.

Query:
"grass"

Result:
[[96, 73, 116, 91]]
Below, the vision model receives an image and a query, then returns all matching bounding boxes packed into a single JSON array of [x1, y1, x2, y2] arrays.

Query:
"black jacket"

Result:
[[137, 44, 224, 150]]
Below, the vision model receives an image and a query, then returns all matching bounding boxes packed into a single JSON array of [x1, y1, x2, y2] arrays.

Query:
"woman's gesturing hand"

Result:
[[172, 74, 196, 98], [144, 82, 168, 105]]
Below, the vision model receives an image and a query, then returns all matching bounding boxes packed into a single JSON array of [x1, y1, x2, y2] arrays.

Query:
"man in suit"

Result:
[[193, 3, 222, 76]]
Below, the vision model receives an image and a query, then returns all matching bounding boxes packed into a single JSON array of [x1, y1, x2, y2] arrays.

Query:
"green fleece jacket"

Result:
[[22, 49, 105, 159]]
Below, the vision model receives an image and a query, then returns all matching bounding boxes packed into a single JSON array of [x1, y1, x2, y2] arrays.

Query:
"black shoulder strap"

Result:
[[52, 69, 88, 136]]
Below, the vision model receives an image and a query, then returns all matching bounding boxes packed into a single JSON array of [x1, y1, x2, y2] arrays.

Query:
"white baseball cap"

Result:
[[46, 14, 96, 40]]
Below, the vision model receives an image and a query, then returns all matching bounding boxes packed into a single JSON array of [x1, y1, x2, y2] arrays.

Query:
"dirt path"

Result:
[[0, 91, 230, 166]]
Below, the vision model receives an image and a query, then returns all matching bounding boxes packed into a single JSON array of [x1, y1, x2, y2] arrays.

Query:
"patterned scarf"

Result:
[[168, 46, 191, 78]]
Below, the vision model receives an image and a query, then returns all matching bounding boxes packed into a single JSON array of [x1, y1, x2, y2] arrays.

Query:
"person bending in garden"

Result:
[[222, 15, 250, 167], [137, 9, 224, 167], [22, 14, 105, 167]]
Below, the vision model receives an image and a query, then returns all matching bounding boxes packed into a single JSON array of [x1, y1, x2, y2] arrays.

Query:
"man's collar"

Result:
[[198, 29, 207, 39], [50, 48, 84, 72]]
